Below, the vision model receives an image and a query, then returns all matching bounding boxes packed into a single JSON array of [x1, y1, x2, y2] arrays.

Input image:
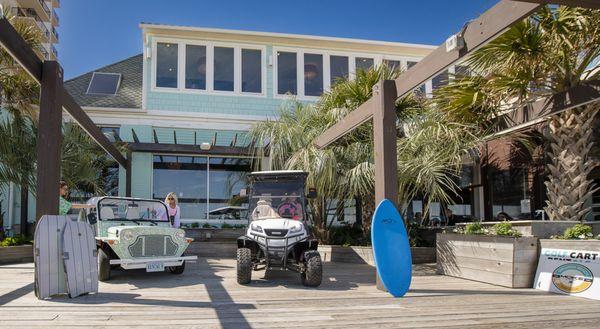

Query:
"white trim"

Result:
[[140, 23, 437, 50], [150, 37, 267, 97]]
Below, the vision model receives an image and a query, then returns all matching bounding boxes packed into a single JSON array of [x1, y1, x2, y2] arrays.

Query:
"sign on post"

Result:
[[534, 248, 600, 301]]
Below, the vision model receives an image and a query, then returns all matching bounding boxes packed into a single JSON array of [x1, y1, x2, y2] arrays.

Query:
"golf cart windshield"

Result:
[[248, 181, 306, 221], [96, 197, 169, 222]]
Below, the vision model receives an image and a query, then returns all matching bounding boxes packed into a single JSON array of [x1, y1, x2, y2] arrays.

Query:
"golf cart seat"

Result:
[[125, 205, 140, 220], [100, 207, 115, 220]]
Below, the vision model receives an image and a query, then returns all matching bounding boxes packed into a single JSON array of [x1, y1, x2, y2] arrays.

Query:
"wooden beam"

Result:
[[153, 129, 159, 143], [394, 0, 541, 99], [493, 80, 600, 136], [515, 0, 600, 9], [372, 80, 399, 205], [128, 143, 251, 156], [131, 128, 140, 143], [125, 149, 132, 197], [62, 90, 127, 168], [313, 97, 378, 148], [173, 130, 177, 145], [35, 61, 63, 220]]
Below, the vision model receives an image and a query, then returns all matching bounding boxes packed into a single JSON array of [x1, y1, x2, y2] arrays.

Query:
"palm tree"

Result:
[[433, 6, 600, 221], [250, 65, 484, 242]]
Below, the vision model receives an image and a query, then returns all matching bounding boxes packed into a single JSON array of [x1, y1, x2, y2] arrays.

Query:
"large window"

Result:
[[153, 155, 251, 222], [407, 61, 426, 94], [156, 42, 178, 88], [432, 70, 449, 90], [355, 57, 374, 72], [330, 55, 349, 85], [488, 167, 530, 220], [277, 51, 297, 95], [241, 49, 262, 93], [214, 47, 235, 91], [383, 59, 401, 71], [185, 45, 206, 90], [304, 53, 323, 96]]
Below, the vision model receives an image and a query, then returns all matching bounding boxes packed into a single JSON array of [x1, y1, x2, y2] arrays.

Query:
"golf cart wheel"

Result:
[[237, 248, 252, 285], [167, 260, 186, 274], [301, 250, 322, 287], [98, 248, 111, 281]]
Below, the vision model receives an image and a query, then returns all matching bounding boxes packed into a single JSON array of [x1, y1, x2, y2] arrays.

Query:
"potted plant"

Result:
[[0, 234, 33, 264], [539, 224, 600, 252], [437, 222, 539, 288]]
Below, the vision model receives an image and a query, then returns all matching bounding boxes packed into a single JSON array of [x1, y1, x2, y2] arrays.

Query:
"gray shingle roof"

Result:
[[64, 54, 142, 109]]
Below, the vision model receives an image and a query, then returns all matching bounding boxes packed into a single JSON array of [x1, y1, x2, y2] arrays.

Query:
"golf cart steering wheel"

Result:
[[277, 202, 298, 219]]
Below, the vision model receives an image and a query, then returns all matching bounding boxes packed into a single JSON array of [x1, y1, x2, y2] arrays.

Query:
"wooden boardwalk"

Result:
[[1, 258, 599, 328]]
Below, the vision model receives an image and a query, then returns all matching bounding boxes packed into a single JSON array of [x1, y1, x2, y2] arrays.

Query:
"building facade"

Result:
[[1, 0, 60, 60]]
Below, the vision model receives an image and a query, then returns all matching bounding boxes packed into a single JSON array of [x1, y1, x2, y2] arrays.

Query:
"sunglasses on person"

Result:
[[167, 197, 174, 200]]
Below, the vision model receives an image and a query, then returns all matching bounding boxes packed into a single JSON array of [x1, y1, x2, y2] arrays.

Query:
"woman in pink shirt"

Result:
[[164, 192, 181, 228]]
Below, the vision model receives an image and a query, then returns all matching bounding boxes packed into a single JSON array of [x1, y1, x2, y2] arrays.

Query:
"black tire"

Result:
[[301, 250, 322, 287], [167, 261, 186, 274], [237, 248, 252, 284], [98, 248, 111, 282]]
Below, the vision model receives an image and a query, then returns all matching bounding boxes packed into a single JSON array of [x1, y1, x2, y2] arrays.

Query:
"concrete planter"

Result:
[[456, 220, 600, 239], [437, 233, 539, 288], [0, 245, 33, 264], [539, 239, 600, 252], [318, 245, 436, 265]]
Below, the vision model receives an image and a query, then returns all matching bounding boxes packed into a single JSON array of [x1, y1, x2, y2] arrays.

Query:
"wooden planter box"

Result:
[[318, 245, 436, 265], [0, 245, 33, 264], [437, 233, 539, 288], [455, 221, 600, 239], [539, 239, 600, 252]]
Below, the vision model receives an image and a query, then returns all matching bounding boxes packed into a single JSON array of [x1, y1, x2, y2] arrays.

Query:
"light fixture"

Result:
[[200, 142, 211, 150]]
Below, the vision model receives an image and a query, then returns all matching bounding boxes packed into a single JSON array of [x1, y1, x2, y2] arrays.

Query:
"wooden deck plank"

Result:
[[0, 259, 599, 328]]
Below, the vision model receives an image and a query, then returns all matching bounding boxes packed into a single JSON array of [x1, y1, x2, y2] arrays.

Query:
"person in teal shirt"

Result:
[[59, 181, 93, 215]]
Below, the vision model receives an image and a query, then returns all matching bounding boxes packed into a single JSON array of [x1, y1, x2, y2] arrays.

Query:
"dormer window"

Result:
[[86, 72, 121, 95]]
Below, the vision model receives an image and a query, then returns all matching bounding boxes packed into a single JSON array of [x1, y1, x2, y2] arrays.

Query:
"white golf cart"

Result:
[[236, 171, 322, 287], [85, 197, 197, 281]]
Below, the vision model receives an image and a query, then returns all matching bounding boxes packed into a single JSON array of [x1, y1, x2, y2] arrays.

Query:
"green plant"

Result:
[[0, 234, 32, 247], [202, 223, 212, 229], [464, 222, 485, 235], [562, 224, 594, 240], [190, 222, 199, 228], [221, 223, 233, 229], [233, 224, 246, 229], [492, 222, 522, 237]]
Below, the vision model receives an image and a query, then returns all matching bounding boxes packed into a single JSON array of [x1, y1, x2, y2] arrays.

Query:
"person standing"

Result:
[[59, 181, 93, 215], [165, 192, 181, 228]]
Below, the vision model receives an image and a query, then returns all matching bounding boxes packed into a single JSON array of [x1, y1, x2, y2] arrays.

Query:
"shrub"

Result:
[[562, 224, 594, 240], [464, 222, 485, 235], [492, 222, 521, 237], [0, 234, 32, 247], [202, 223, 212, 228], [233, 224, 246, 229], [190, 222, 200, 228], [221, 223, 233, 229]]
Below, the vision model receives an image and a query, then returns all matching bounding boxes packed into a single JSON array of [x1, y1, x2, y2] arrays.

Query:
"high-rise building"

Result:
[[1, 0, 60, 60]]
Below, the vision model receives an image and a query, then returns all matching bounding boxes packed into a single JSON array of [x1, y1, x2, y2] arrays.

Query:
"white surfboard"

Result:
[[62, 221, 98, 298], [34, 215, 69, 299]]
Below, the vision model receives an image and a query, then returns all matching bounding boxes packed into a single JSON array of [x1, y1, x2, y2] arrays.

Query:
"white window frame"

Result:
[[151, 37, 266, 98]]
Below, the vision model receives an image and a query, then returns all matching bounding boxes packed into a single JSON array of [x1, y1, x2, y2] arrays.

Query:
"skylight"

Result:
[[86, 72, 121, 95]]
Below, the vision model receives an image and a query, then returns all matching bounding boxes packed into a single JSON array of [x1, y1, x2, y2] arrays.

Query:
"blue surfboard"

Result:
[[371, 199, 412, 297]]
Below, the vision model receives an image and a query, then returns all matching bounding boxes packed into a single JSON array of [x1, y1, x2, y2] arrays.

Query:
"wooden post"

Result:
[[35, 61, 63, 221], [372, 80, 398, 291]]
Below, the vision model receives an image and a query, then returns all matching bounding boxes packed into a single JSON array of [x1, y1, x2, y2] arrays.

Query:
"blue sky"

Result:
[[58, 0, 498, 79]]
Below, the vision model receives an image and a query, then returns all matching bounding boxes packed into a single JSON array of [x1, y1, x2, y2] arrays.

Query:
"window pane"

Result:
[[330, 55, 348, 85], [185, 45, 206, 90], [355, 57, 374, 72], [156, 42, 178, 88], [208, 157, 251, 220], [277, 51, 297, 95], [304, 53, 323, 96], [214, 47, 234, 91], [455, 65, 470, 76], [242, 49, 262, 93], [153, 156, 208, 220], [383, 59, 401, 71], [432, 70, 449, 90], [407, 61, 426, 94]]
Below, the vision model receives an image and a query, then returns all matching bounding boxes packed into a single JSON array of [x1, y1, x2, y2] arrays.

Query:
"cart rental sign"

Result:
[[534, 248, 600, 300]]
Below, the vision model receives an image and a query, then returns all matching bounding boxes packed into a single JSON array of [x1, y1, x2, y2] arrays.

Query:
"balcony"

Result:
[[51, 26, 59, 43], [37, 45, 50, 60], [17, 0, 51, 21], [52, 0, 60, 8], [51, 44, 57, 58], [38, 0, 51, 19], [11, 7, 51, 41], [52, 9, 59, 26]]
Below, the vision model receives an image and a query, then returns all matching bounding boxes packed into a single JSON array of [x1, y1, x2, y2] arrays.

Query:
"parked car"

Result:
[[85, 197, 197, 281]]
